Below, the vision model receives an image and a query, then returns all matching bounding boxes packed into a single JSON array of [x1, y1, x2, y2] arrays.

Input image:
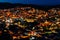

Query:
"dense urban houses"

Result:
[[0, 7, 60, 40]]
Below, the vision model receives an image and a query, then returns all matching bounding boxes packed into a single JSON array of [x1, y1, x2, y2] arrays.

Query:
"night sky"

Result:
[[0, 0, 60, 5]]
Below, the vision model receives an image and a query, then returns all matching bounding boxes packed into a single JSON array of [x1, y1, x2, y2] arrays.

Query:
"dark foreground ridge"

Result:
[[0, 2, 60, 10]]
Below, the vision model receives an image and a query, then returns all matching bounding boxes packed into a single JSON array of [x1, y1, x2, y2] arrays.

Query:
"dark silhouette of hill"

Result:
[[0, 2, 60, 10]]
